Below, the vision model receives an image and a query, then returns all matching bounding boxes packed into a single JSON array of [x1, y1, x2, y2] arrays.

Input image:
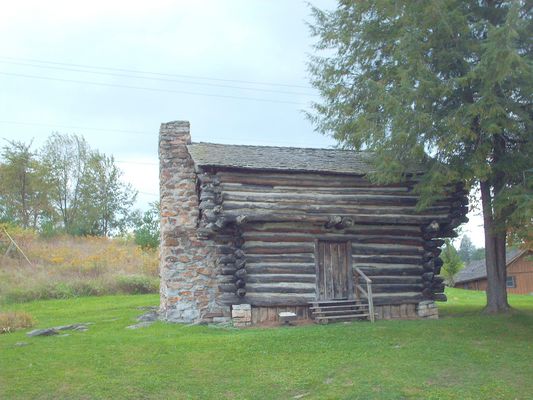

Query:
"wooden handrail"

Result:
[[354, 267, 375, 323], [354, 267, 372, 284]]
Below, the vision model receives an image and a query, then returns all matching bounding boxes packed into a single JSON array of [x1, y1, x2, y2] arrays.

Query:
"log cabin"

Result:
[[159, 121, 469, 325], [454, 249, 533, 295]]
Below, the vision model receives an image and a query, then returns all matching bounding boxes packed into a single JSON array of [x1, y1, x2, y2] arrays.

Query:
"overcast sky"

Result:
[[0, 0, 484, 246]]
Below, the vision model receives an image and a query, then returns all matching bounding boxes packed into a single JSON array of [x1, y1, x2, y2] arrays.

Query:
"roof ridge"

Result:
[[190, 141, 370, 154]]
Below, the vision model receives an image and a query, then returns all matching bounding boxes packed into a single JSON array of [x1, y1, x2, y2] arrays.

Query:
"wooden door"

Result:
[[315, 240, 353, 300]]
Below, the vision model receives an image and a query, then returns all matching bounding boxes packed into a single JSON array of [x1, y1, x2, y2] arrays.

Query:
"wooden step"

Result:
[[313, 308, 368, 315], [310, 304, 368, 311], [309, 299, 359, 305]]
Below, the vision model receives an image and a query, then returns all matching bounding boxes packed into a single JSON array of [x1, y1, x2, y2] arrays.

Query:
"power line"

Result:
[[0, 60, 317, 96], [0, 55, 314, 90], [0, 71, 308, 106]]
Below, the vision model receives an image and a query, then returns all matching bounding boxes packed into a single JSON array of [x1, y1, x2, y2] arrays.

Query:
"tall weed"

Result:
[[0, 228, 159, 303]]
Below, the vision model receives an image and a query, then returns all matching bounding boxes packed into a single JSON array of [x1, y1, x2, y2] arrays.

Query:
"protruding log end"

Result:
[[433, 293, 447, 302], [235, 268, 247, 279], [236, 215, 248, 225]]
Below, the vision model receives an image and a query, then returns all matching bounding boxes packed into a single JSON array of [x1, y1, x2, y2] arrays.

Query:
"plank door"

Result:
[[315, 240, 353, 300]]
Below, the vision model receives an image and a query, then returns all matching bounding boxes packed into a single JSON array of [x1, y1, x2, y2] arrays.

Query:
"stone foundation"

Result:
[[416, 300, 439, 319], [159, 121, 220, 323], [231, 304, 252, 327]]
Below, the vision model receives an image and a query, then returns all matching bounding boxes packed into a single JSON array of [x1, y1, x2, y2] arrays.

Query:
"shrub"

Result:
[[0, 311, 35, 334]]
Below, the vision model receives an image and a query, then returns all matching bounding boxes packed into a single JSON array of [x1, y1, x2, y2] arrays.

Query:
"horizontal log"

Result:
[[371, 284, 424, 293], [218, 267, 237, 275], [247, 274, 316, 284], [223, 211, 452, 226], [356, 264, 424, 276], [218, 284, 237, 293], [243, 232, 425, 246], [372, 293, 424, 305], [218, 275, 236, 283], [217, 255, 236, 265], [222, 200, 452, 218], [244, 222, 421, 235], [351, 244, 423, 256], [246, 254, 315, 263], [217, 293, 314, 306], [246, 282, 315, 294], [366, 276, 422, 284], [217, 171, 377, 187], [222, 195, 430, 209], [216, 245, 236, 255], [221, 182, 413, 195], [353, 255, 422, 265], [246, 263, 316, 275], [217, 292, 425, 306], [244, 245, 314, 255]]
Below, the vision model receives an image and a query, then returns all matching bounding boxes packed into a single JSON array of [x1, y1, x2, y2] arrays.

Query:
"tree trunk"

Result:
[[480, 180, 510, 313]]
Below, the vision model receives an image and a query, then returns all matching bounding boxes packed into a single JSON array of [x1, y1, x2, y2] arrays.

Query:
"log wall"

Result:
[[195, 168, 467, 310]]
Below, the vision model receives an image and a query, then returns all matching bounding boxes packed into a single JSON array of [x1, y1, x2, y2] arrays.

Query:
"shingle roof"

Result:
[[454, 249, 527, 283], [187, 142, 375, 175]]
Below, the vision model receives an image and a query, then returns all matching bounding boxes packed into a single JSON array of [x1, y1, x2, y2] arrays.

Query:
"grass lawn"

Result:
[[1, 288, 533, 400]]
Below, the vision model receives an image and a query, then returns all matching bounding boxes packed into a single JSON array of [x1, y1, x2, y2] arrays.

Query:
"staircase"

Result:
[[309, 299, 371, 324]]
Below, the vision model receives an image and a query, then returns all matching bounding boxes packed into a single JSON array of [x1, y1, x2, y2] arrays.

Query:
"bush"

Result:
[[0, 311, 35, 334]]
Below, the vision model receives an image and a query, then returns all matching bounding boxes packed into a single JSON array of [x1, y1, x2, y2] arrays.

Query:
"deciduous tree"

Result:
[[441, 240, 464, 286]]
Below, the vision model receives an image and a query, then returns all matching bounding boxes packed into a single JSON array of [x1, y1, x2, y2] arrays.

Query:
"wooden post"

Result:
[[1, 227, 32, 266], [366, 281, 375, 323]]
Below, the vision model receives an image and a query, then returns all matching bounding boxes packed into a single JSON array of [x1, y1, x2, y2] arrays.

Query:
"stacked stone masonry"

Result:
[[231, 304, 252, 327], [159, 121, 222, 322]]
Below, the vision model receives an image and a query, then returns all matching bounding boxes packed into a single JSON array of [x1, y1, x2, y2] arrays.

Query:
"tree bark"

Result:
[[480, 180, 510, 313]]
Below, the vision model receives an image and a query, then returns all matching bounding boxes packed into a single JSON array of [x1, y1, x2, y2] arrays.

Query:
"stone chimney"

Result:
[[159, 121, 217, 323]]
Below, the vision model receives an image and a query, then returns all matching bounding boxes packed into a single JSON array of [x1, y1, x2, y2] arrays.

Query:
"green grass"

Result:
[[1, 288, 533, 400]]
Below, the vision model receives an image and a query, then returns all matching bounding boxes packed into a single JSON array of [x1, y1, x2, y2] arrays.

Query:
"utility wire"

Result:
[[0, 60, 317, 96], [0, 71, 307, 106], [0, 55, 313, 90]]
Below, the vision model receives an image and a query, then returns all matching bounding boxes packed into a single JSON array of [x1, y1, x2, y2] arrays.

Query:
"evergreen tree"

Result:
[[441, 240, 464, 286], [458, 235, 476, 264], [308, 1, 532, 313]]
